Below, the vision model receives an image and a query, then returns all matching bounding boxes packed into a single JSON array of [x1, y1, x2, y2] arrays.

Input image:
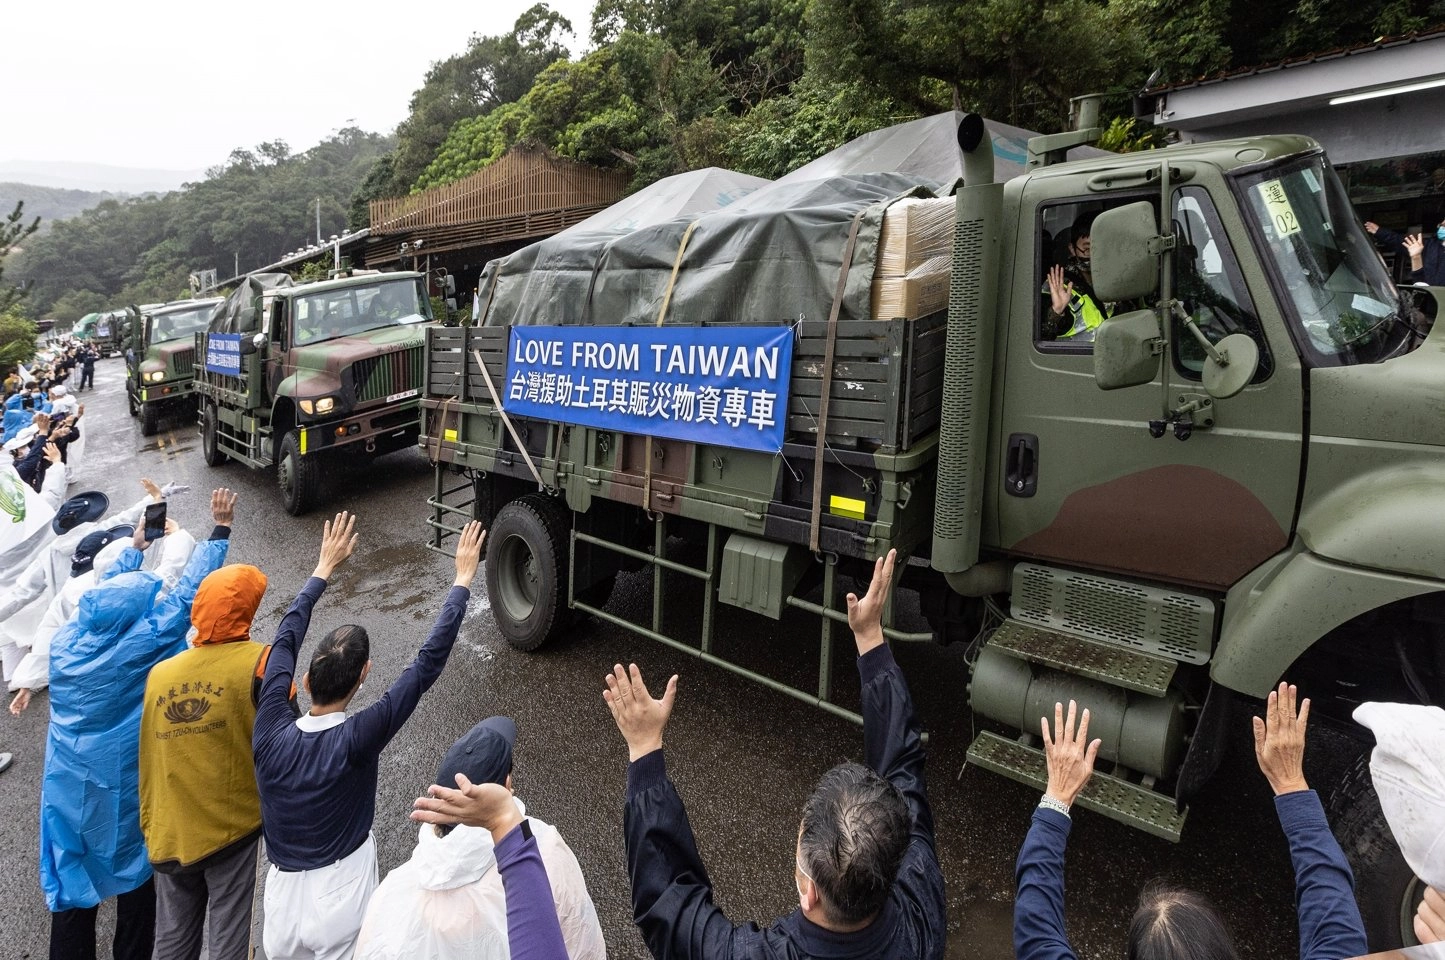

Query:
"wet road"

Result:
[[2, 358, 1351, 958]]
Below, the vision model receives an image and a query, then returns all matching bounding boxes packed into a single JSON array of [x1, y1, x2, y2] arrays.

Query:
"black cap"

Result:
[[70, 524, 134, 576], [51, 491, 110, 535], [436, 716, 516, 788]]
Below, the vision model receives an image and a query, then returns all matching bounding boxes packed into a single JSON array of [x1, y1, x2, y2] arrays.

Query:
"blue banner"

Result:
[[204, 333, 243, 375], [503, 326, 794, 453]]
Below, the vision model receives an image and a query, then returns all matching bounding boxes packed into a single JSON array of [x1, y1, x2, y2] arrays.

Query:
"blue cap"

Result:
[[70, 524, 134, 576], [51, 491, 110, 535], [436, 716, 516, 788]]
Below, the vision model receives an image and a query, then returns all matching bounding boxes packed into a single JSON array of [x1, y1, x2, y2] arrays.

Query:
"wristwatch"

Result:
[[1038, 794, 1072, 818]]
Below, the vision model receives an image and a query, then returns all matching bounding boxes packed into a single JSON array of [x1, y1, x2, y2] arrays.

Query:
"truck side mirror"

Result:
[[1092, 201, 1160, 302], [444, 275, 456, 296], [241, 333, 264, 356], [1094, 309, 1162, 390]]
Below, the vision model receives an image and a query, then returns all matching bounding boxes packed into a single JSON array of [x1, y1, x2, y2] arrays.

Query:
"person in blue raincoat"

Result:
[[2, 390, 36, 444], [39, 488, 238, 960]]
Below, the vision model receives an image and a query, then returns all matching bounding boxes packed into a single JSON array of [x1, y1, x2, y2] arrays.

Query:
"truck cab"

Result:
[[195, 270, 433, 515], [124, 298, 222, 435]]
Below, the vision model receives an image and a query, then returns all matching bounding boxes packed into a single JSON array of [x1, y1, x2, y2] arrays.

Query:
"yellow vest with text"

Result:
[[139, 640, 266, 869]]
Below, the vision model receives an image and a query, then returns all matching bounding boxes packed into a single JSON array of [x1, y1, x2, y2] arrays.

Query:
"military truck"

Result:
[[194, 270, 433, 515], [420, 114, 1444, 947], [124, 298, 222, 436]]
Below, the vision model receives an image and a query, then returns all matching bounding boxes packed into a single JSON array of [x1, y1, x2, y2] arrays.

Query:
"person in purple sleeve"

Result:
[[252, 513, 486, 960], [597, 549, 945, 960], [1014, 683, 1368, 960]]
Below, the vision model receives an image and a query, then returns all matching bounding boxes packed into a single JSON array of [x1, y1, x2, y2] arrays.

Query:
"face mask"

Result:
[[1436, 227, 1445, 241]]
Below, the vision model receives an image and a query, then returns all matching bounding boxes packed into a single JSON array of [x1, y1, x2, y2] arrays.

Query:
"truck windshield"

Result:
[[150, 304, 216, 344], [1234, 155, 1412, 366], [292, 278, 430, 346]]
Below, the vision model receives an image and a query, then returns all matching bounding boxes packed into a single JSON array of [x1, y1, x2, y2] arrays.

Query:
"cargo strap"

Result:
[[643, 220, 701, 514], [809, 211, 866, 553], [476, 269, 500, 327], [471, 348, 545, 490], [428, 392, 458, 467]]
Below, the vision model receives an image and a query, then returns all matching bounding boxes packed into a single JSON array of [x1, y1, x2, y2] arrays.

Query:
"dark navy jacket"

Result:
[[622, 644, 946, 960], [252, 577, 469, 870], [1014, 790, 1368, 960], [1375, 226, 1445, 286]]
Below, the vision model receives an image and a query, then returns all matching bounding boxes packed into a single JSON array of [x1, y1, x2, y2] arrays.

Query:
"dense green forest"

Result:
[[12, 0, 1445, 319], [0, 184, 122, 229]]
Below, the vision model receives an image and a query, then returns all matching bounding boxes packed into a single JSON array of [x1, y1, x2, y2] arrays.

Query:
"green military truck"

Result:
[[195, 270, 433, 515], [125, 298, 222, 436], [420, 115, 1443, 947]]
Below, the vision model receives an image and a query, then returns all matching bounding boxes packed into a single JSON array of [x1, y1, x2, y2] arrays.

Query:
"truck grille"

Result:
[[170, 347, 196, 377], [353, 346, 424, 405]]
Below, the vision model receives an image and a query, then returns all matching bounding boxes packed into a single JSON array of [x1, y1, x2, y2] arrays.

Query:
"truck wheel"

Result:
[[277, 430, 321, 516], [201, 403, 228, 467], [1328, 751, 1423, 950], [486, 494, 571, 651], [140, 404, 160, 437]]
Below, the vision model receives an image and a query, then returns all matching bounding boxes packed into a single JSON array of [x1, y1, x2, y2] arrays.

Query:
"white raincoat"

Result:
[[354, 801, 605, 960], [8, 529, 194, 693]]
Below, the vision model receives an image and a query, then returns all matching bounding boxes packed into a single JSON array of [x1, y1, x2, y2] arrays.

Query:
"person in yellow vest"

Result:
[[138, 561, 275, 960], [1043, 212, 1112, 342]]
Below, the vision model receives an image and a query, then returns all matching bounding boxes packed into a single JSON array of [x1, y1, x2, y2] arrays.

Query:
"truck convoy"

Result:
[[125, 297, 222, 436], [420, 110, 1443, 948], [194, 270, 432, 514]]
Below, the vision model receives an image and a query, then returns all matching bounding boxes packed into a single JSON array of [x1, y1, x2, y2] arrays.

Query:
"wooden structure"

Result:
[[365, 147, 629, 265]]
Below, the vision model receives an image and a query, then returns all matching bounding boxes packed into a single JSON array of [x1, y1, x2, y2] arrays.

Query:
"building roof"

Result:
[[1146, 24, 1445, 94]]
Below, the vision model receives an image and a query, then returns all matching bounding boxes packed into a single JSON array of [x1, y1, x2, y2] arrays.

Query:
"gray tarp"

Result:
[[481, 113, 1109, 329], [210, 272, 293, 334]]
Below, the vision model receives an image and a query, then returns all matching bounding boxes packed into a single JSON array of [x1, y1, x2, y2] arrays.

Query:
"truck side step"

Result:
[[988, 620, 1177, 698], [967, 730, 1187, 842]]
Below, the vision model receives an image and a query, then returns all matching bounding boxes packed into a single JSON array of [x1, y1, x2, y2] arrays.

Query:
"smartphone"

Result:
[[143, 501, 168, 542]]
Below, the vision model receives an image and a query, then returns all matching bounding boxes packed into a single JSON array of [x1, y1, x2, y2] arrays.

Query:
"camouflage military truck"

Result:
[[89, 308, 130, 358], [422, 114, 1444, 948], [195, 270, 432, 515], [124, 298, 222, 436]]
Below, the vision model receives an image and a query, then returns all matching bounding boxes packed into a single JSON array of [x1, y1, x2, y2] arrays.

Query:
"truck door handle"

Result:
[[1005, 433, 1038, 498]]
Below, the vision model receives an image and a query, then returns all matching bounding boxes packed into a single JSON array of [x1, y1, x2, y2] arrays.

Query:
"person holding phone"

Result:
[[39, 489, 237, 960]]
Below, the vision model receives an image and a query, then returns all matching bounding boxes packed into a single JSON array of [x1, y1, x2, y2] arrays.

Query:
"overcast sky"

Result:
[[3, 0, 597, 183]]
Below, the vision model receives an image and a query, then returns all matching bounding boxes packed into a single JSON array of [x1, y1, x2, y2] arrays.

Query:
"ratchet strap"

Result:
[[472, 347, 544, 490], [643, 220, 702, 514]]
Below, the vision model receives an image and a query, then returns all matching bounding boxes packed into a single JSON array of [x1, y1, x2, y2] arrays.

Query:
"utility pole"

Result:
[[234, 252, 239, 277], [315, 197, 322, 244]]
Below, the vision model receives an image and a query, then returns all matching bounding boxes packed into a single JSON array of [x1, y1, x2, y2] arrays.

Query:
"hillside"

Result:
[[0, 182, 123, 228]]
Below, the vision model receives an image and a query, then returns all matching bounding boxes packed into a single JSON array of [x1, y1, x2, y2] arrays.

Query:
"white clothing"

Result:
[[264, 831, 378, 960], [354, 801, 605, 960], [48, 394, 79, 419], [1352, 702, 1445, 889], [0, 462, 67, 580], [7, 531, 193, 693], [296, 711, 348, 733]]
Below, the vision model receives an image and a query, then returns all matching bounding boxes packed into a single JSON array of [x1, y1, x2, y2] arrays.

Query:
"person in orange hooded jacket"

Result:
[[138, 560, 284, 960]]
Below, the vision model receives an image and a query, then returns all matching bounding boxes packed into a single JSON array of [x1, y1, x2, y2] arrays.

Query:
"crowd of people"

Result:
[[0, 340, 1441, 960]]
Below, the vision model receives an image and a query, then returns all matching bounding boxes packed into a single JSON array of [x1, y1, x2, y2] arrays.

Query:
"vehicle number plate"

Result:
[[386, 388, 419, 403]]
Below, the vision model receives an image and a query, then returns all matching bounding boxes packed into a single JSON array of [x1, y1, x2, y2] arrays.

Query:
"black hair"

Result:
[[798, 761, 910, 926], [307, 624, 370, 706], [1072, 210, 1099, 240], [1127, 882, 1240, 960]]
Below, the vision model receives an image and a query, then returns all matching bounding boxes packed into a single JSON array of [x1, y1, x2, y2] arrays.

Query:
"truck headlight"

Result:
[[146, 371, 165, 382], [299, 397, 337, 416]]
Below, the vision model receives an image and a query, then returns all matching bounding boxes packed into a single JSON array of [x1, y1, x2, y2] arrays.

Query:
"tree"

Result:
[[0, 305, 38, 369], [1, 201, 40, 314], [387, 4, 575, 192]]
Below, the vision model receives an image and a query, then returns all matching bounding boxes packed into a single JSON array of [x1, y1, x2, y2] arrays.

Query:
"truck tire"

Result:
[[278, 430, 322, 516], [1328, 750, 1424, 950], [486, 494, 571, 651], [201, 403, 227, 467], [140, 404, 160, 437]]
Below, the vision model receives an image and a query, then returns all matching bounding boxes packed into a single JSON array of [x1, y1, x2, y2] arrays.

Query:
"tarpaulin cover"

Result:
[[210, 272, 294, 334], [479, 113, 1106, 330]]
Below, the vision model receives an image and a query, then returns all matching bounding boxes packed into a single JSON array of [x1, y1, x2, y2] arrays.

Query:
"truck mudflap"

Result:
[[298, 402, 420, 455]]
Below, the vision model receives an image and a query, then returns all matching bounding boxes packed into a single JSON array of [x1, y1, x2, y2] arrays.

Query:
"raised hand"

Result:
[[1042, 700, 1100, 809], [9, 688, 32, 716], [313, 511, 359, 581], [1404, 234, 1426, 260], [453, 521, 486, 588], [1048, 264, 1074, 315], [141, 478, 162, 501], [43, 442, 62, 465], [1252, 681, 1310, 796], [603, 663, 677, 762], [1363, 221, 1379, 235], [411, 772, 522, 842], [1417, 885, 1444, 944], [846, 549, 896, 655], [210, 487, 237, 526]]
